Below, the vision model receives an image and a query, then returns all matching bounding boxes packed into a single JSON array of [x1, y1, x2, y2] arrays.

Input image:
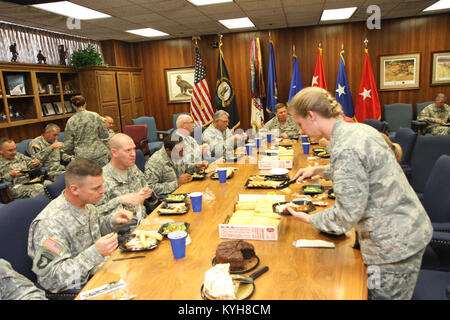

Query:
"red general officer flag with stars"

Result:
[[190, 44, 214, 127], [354, 48, 381, 122], [311, 46, 327, 90]]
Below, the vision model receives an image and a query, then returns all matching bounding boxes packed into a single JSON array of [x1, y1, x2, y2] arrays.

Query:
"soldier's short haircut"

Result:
[[0, 137, 14, 149], [436, 93, 447, 101], [176, 114, 193, 128], [163, 133, 183, 151], [288, 87, 343, 119], [65, 158, 102, 187], [275, 103, 287, 113], [44, 123, 60, 132], [70, 95, 86, 108], [213, 110, 229, 121]]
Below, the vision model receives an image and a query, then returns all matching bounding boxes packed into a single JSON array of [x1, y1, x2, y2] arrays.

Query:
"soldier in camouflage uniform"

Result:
[[28, 158, 133, 293], [145, 133, 208, 196], [417, 93, 450, 135], [27, 123, 72, 181], [96, 133, 159, 230], [287, 87, 433, 300], [202, 110, 247, 159], [264, 103, 300, 139], [103, 115, 116, 140], [63, 95, 110, 167], [0, 138, 50, 199], [0, 259, 47, 300], [175, 114, 211, 164]]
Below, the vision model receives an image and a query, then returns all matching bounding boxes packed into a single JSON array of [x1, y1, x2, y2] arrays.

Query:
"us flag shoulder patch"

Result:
[[42, 238, 64, 255]]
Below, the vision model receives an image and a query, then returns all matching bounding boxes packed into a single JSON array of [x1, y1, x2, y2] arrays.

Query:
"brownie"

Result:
[[215, 240, 255, 271]]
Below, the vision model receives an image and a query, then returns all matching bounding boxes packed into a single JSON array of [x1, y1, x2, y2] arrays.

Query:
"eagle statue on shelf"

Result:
[[176, 75, 193, 96]]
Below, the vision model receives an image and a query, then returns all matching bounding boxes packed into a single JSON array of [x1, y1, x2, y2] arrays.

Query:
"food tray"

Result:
[[119, 232, 159, 252], [272, 200, 316, 215], [312, 148, 330, 158], [157, 202, 190, 215], [158, 222, 190, 237], [302, 184, 325, 195], [163, 193, 187, 203], [245, 175, 289, 189], [328, 189, 335, 199], [192, 172, 207, 180]]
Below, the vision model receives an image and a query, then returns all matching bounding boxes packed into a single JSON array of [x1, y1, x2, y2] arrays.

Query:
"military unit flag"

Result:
[[216, 39, 240, 129], [250, 37, 265, 129], [312, 46, 327, 90], [354, 48, 381, 122], [190, 44, 214, 127], [335, 50, 354, 118], [266, 40, 279, 114], [288, 53, 303, 102]]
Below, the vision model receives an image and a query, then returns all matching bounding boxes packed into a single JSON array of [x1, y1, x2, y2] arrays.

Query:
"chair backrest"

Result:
[[422, 155, 450, 223], [135, 149, 146, 173], [409, 135, 450, 194], [57, 131, 65, 142], [0, 195, 50, 282], [363, 119, 388, 134], [123, 124, 150, 155], [16, 139, 33, 156], [383, 103, 413, 133], [415, 101, 433, 119], [132, 116, 158, 142], [392, 127, 417, 166], [44, 173, 65, 200]]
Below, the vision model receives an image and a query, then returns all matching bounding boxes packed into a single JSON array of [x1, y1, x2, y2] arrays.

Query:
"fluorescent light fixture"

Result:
[[218, 17, 255, 29], [320, 7, 357, 21], [31, 1, 111, 20], [423, 0, 450, 11], [126, 28, 169, 38], [187, 0, 233, 5]]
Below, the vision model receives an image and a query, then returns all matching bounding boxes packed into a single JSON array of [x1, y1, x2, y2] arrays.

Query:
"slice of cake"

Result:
[[215, 240, 255, 271], [203, 263, 237, 300]]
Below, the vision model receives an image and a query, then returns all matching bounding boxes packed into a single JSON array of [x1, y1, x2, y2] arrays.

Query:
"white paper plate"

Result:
[[270, 168, 289, 175]]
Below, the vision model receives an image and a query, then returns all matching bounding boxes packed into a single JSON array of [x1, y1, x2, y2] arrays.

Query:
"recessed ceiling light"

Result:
[[126, 28, 169, 38], [187, 0, 233, 6], [31, 1, 111, 20], [218, 17, 255, 29], [423, 0, 450, 11], [320, 7, 357, 21]]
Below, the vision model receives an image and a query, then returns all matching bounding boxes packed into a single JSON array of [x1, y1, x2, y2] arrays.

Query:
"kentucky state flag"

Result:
[[216, 39, 240, 129], [250, 37, 265, 129], [335, 50, 354, 118], [266, 40, 278, 114], [288, 53, 303, 102]]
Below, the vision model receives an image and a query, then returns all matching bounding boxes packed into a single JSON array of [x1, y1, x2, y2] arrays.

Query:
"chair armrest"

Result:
[[156, 130, 171, 136], [167, 128, 176, 135], [433, 223, 450, 233], [430, 231, 450, 258], [411, 120, 427, 125], [0, 181, 12, 189], [40, 167, 49, 174]]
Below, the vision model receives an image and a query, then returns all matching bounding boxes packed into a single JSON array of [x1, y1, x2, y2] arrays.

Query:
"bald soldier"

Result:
[[28, 158, 133, 293], [27, 123, 72, 181], [103, 115, 115, 139], [96, 133, 159, 230]]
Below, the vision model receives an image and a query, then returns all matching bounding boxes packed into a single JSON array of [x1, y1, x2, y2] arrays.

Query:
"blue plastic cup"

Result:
[[168, 231, 187, 259], [267, 133, 273, 143], [245, 144, 253, 156], [301, 135, 308, 143], [190, 192, 203, 212], [217, 168, 227, 183], [302, 142, 310, 154], [255, 138, 261, 148]]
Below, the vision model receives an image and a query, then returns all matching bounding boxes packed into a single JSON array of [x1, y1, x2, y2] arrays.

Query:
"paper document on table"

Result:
[[292, 239, 335, 248]]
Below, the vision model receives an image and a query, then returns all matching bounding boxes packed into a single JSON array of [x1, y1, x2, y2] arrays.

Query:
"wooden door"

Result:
[[131, 72, 144, 118], [116, 72, 133, 130], [96, 71, 121, 132]]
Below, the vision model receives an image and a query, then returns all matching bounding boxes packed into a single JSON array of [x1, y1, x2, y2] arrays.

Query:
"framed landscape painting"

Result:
[[431, 51, 450, 86], [380, 53, 420, 90]]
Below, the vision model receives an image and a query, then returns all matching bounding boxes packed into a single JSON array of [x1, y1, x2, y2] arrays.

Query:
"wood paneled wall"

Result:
[[102, 13, 449, 132]]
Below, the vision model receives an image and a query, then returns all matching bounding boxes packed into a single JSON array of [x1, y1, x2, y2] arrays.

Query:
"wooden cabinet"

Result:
[[78, 66, 143, 132]]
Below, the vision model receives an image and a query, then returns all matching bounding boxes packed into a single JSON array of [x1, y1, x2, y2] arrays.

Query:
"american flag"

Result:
[[190, 46, 214, 126]]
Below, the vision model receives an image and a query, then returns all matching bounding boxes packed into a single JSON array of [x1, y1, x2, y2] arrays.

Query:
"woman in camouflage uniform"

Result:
[[287, 87, 433, 300]]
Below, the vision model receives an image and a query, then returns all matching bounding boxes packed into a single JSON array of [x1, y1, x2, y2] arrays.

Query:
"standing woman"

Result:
[[63, 95, 110, 166], [287, 87, 432, 300]]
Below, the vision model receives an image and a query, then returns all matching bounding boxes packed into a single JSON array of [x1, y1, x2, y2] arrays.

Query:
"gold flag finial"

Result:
[[341, 43, 344, 50], [192, 35, 200, 46], [364, 38, 368, 48], [318, 41, 322, 48]]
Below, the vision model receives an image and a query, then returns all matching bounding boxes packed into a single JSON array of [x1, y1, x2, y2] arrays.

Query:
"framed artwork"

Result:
[[41, 102, 55, 116], [64, 100, 75, 113], [431, 51, 450, 86], [6, 74, 26, 95], [52, 101, 63, 114], [165, 66, 195, 103], [380, 53, 420, 90]]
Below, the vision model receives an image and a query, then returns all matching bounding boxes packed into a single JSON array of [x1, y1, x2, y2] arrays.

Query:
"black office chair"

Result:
[[44, 173, 65, 200], [363, 119, 389, 134], [391, 127, 417, 169]]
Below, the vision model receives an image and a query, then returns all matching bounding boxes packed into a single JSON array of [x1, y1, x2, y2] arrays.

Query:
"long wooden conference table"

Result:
[[77, 140, 367, 300]]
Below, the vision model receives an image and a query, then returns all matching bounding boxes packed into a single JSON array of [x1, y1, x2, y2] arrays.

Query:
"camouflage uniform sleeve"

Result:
[[310, 149, 369, 235], [95, 184, 122, 217], [28, 220, 104, 293], [202, 127, 222, 156], [27, 138, 52, 164], [285, 117, 300, 139], [263, 117, 275, 131], [322, 164, 332, 181], [145, 157, 178, 196], [0, 259, 47, 300], [62, 121, 75, 156], [417, 104, 436, 124]]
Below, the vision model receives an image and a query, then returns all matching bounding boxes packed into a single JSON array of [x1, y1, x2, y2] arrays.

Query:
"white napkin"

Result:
[[292, 239, 335, 248]]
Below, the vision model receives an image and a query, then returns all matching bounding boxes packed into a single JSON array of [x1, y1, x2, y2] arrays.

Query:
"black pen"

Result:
[[112, 255, 146, 262]]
